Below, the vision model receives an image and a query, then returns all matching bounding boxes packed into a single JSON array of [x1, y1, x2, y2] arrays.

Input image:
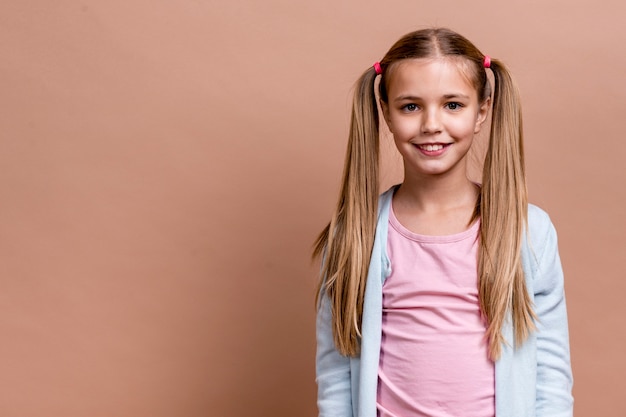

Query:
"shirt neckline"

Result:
[[389, 199, 480, 244]]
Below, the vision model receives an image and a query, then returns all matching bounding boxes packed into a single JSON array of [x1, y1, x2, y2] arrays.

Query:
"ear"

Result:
[[474, 97, 491, 133], [380, 99, 393, 133]]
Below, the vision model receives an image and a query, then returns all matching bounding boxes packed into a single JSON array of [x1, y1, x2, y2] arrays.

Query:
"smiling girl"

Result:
[[314, 28, 573, 417]]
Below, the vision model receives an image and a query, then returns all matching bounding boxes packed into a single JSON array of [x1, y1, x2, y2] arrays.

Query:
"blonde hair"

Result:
[[314, 28, 535, 360]]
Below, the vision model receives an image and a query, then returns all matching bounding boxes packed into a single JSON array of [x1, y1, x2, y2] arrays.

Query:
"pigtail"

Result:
[[479, 59, 536, 359], [313, 66, 380, 356]]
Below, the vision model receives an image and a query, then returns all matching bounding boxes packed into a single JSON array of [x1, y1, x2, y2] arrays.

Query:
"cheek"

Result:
[[389, 117, 419, 138], [447, 115, 480, 138]]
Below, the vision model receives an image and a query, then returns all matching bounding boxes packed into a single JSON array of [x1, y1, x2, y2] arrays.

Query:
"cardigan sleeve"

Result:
[[532, 217, 574, 417], [316, 292, 353, 417]]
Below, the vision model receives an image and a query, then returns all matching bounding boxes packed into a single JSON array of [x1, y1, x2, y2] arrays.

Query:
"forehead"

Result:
[[386, 58, 478, 98]]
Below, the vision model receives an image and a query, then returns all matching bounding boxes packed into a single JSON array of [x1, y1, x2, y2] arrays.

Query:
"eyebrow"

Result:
[[393, 93, 471, 102], [443, 93, 471, 100], [393, 95, 419, 102]]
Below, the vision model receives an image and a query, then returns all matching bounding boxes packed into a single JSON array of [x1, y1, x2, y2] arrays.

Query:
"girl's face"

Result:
[[381, 58, 489, 180]]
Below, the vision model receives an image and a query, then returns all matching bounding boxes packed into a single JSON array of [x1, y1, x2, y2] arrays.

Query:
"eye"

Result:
[[445, 102, 464, 111], [402, 103, 419, 112]]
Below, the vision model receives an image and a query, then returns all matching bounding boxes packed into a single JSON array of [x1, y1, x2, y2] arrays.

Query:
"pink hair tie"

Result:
[[373, 62, 382, 75], [483, 55, 491, 69]]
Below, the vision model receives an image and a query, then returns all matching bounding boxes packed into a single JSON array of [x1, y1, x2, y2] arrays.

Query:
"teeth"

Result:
[[420, 144, 444, 151]]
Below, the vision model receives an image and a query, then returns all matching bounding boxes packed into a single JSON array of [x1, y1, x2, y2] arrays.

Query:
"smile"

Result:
[[416, 143, 450, 151]]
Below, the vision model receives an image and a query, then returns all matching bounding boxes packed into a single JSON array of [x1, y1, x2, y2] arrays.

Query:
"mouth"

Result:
[[416, 143, 451, 151]]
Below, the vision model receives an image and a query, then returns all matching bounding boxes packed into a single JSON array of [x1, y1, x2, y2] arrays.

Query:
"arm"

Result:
[[533, 220, 574, 417], [316, 293, 353, 417]]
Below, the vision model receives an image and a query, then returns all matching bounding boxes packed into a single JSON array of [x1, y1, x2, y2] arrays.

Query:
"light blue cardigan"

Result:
[[316, 188, 573, 417]]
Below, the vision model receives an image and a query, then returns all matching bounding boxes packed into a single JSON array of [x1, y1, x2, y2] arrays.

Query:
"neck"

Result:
[[396, 169, 479, 214]]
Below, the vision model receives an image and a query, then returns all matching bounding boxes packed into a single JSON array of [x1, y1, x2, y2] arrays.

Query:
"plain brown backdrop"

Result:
[[1, 0, 624, 416]]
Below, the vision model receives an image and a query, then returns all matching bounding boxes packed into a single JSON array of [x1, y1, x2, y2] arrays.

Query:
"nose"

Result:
[[421, 108, 442, 135]]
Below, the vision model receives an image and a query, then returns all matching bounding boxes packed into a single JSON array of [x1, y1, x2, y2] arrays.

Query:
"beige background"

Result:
[[1, 0, 624, 416]]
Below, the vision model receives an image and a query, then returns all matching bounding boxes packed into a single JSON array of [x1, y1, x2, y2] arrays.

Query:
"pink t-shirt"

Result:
[[376, 205, 494, 417]]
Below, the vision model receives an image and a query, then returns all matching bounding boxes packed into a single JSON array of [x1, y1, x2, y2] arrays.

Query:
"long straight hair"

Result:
[[314, 28, 535, 360]]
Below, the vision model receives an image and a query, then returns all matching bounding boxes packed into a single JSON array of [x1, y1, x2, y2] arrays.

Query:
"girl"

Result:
[[314, 28, 573, 417]]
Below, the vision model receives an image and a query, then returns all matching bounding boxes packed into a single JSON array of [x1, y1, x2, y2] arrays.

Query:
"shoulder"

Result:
[[527, 203, 553, 230], [526, 203, 558, 250], [524, 204, 562, 284]]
